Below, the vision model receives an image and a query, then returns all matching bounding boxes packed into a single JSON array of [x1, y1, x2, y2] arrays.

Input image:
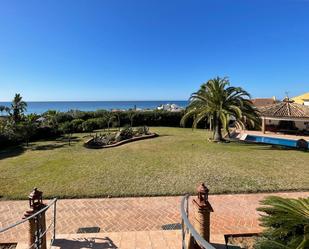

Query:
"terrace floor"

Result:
[[1, 191, 308, 248], [239, 129, 309, 141]]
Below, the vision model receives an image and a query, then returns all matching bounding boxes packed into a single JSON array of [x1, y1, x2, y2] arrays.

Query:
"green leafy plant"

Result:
[[136, 126, 149, 136], [256, 196, 309, 249], [118, 126, 134, 140]]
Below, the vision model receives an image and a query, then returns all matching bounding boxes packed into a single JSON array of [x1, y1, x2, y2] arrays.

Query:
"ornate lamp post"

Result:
[[23, 188, 47, 249], [28, 188, 44, 210], [192, 183, 214, 245]]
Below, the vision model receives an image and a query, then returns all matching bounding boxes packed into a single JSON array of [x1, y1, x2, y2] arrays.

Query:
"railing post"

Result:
[[192, 183, 214, 248], [53, 200, 57, 241], [23, 188, 47, 249]]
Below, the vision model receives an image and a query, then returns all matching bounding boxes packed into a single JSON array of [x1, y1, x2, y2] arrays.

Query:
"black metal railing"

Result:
[[180, 194, 215, 249], [0, 198, 57, 249]]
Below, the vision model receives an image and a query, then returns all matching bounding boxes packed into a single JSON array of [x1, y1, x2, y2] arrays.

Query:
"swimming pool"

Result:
[[245, 135, 309, 149]]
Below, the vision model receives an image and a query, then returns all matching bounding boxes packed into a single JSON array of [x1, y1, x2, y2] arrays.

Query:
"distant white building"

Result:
[[36, 117, 46, 123], [157, 103, 184, 112]]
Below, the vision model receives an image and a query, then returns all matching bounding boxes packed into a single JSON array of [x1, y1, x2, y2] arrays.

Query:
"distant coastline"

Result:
[[0, 100, 188, 114]]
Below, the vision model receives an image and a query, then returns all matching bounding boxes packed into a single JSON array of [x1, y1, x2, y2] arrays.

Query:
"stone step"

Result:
[[52, 230, 181, 249], [16, 230, 226, 249]]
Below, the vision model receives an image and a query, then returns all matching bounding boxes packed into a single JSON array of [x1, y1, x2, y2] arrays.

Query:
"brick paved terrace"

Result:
[[1, 191, 308, 248]]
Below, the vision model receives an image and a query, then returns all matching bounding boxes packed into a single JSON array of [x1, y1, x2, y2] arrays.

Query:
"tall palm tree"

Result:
[[256, 196, 309, 249], [181, 77, 260, 142], [10, 93, 27, 123]]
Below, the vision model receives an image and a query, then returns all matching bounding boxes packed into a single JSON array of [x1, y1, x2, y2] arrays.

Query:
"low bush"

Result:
[[70, 119, 84, 132]]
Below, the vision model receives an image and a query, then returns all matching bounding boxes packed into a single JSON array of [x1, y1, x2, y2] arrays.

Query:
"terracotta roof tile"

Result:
[[251, 98, 276, 107], [259, 99, 309, 118]]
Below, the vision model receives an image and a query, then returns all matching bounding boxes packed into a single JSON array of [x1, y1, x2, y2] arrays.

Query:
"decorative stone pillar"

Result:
[[192, 183, 213, 244], [23, 188, 47, 249]]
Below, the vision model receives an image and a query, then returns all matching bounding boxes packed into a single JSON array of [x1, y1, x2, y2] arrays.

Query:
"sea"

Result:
[[0, 101, 188, 114]]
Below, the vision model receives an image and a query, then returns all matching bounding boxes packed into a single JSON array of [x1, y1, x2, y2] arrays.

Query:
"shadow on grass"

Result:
[[30, 143, 68, 151], [58, 136, 82, 143], [0, 146, 25, 160], [31, 137, 81, 151], [0, 136, 82, 157]]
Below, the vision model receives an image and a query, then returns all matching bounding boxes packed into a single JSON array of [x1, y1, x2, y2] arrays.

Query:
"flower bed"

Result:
[[84, 126, 158, 149]]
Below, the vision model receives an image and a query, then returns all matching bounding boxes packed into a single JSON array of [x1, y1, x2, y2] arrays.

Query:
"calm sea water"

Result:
[[0, 101, 188, 114]]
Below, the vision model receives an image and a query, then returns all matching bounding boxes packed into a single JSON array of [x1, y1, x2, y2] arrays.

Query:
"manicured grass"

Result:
[[0, 127, 308, 200]]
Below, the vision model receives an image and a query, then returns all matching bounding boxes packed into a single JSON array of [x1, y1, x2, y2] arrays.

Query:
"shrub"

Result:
[[119, 126, 134, 140], [82, 119, 97, 132], [68, 110, 93, 120], [93, 109, 109, 118], [136, 126, 149, 136], [54, 112, 73, 123], [70, 119, 84, 133]]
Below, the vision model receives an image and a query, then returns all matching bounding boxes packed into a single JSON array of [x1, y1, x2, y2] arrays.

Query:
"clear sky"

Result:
[[0, 0, 308, 101]]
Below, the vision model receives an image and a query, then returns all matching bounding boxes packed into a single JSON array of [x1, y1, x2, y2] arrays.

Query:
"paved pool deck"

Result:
[[238, 130, 309, 141]]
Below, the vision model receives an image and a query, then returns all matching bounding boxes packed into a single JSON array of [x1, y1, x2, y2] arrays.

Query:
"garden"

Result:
[[0, 126, 308, 200]]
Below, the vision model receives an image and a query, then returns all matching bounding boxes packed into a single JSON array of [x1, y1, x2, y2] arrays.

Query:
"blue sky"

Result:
[[0, 0, 308, 101]]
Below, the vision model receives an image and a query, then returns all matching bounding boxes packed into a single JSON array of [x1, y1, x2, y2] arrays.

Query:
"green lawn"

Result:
[[0, 127, 308, 200]]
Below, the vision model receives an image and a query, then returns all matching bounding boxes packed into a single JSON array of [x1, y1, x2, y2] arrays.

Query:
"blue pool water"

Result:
[[245, 135, 309, 149]]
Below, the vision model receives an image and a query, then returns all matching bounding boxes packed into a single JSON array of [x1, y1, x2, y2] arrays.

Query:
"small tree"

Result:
[[19, 114, 37, 147], [106, 114, 119, 132], [113, 113, 121, 131], [128, 111, 136, 127], [43, 110, 58, 128], [59, 121, 74, 145], [10, 93, 27, 123]]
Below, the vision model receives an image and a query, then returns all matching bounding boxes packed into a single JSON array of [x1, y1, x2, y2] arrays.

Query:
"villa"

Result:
[[292, 92, 309, 106], [259, 98, 309, 135]]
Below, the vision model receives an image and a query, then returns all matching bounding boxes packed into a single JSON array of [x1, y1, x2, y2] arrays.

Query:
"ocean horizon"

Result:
[[0, 100, 188, 114]]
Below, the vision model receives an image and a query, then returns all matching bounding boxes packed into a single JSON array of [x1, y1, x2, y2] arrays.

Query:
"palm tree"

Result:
[[256, 196, 309, 249], [43, 110, 58, 130], [10, 93, 27, 123], [181, 77, 260, 142]]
